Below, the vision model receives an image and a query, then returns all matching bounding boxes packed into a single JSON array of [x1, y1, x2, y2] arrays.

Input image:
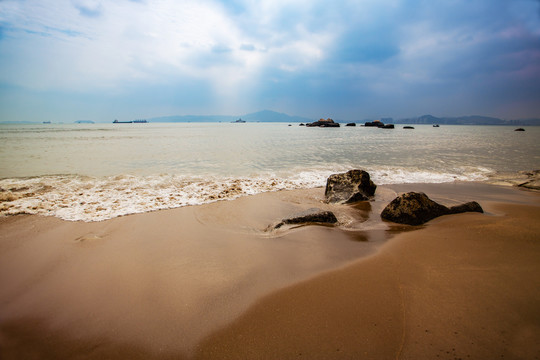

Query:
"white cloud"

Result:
[[0, 0, 335, 96]]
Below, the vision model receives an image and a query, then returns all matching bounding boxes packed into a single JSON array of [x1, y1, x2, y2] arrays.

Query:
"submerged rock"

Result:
[[274, 208, 338, 229], [485, 170, 540, 190], [518, 170, 540, 190], [325, 170, 377, 204], [381, 192, 483, 225]]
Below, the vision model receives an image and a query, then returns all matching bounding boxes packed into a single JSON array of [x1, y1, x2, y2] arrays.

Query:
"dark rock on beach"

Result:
[[306, 118, 340, 127], [346, 123, 356, 127], [403, 126, 415, 129], [381, 192, 483, 225], [382, 124, 394, 129], [514, 128, 525, 131], [274, 208, 338, 229], [447, 201, 484, 214], [325, 170, 377, 204]]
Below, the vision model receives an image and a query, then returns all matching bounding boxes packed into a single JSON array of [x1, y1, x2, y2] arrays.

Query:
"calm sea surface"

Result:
[[1, 122, 539, 221]]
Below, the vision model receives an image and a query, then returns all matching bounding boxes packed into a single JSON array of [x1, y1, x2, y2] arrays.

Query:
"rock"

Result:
[[325, 170, 377, 204], [403, 126, 415, 129], [382, 124, 394, 129], [448, 201, 484, 214], [274, 208, 338, 229], [346, 123, 356, 127], [306, 118, 340, 127], [515, 128, 525, 131], [485, 170, 540, 190], [517, 170, 540, 190], [381, 192, 449, 225], [381, 192, 483, 225], [299, 123, 305, 126], [364, 120, 385, 127]]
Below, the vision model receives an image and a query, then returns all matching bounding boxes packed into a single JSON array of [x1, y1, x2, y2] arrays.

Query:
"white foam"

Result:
[[369, 166, 492, 185], [0, 167, 493, 222]]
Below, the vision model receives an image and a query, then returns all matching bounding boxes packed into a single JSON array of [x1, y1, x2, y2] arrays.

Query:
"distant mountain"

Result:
[[149, 110, 314, 123], [394, 115, 540, 126]]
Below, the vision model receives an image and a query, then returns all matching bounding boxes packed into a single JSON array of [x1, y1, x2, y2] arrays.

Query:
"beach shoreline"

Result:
[[1, 182, 539, 359]]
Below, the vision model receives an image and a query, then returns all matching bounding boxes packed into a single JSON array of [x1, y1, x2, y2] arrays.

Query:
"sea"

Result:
[[1, 122, 539, 221]]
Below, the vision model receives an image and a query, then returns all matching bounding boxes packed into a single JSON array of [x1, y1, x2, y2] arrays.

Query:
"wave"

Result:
[[0, 167, 493, 222]]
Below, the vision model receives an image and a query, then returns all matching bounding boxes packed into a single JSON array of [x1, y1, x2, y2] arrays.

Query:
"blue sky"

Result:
[[1, 0, 539, 122]]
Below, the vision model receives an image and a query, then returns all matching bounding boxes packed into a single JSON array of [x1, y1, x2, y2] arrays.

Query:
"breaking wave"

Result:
[[0, 167, 492, 222]]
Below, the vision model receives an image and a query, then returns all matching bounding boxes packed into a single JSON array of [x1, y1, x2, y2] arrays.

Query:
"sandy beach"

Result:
[[1, 182, 539, 359]]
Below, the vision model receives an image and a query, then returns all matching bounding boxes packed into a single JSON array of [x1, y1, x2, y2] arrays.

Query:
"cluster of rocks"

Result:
[[273, 169, 485, 229], [364, 120, 394, 129], [306, 118, 340, 127]]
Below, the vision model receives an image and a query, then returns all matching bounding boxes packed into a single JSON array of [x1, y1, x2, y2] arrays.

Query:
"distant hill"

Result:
[[149, 110, 314, 123], [394, 115, 540, 126]]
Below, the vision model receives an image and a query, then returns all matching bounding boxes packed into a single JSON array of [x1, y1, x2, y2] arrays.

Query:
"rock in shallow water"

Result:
[[518, 170, 540, 190], [325, 170, 377, 204], [306, 118, 340, 127], [274, 208, 338, 229], [381, 192, 483, 225]]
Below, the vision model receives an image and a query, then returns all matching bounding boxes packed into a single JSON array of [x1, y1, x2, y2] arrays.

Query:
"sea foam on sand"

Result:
[[0, 167, 492, 221]]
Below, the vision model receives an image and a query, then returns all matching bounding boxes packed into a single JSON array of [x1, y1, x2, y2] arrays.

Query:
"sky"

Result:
[[0, 0, 539, 122]]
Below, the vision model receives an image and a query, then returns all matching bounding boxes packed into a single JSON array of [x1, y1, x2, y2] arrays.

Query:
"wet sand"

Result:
[[1, 183, 539, 359]]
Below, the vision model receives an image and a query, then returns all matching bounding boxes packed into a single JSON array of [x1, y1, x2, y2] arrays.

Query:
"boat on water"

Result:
[[113, 119, 148, 124], [232, 118, 246, 123]]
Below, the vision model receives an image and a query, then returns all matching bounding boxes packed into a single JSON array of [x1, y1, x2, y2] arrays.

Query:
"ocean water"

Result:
[[1, 122, 539, 221]]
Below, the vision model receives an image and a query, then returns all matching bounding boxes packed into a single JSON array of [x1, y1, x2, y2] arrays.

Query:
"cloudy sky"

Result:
[[1, 0, 539, 122]]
